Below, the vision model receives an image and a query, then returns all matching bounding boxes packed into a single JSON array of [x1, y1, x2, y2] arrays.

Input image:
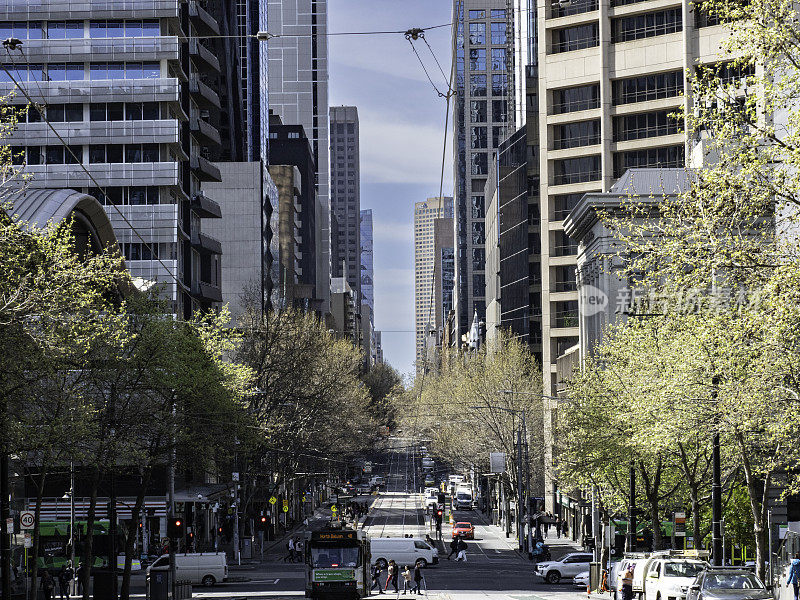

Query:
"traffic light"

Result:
[[167, 516, 184, 539], [435, 508, 443, 522], [258, 515, 268, 531]]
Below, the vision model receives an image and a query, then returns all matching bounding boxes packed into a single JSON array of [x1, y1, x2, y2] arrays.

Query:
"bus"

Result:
[[304, 527, 369, 599]]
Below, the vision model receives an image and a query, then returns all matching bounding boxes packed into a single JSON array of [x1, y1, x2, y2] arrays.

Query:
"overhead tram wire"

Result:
[[1, 42, 184, 292]]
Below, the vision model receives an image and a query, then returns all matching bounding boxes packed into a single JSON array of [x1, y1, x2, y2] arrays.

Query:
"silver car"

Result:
[[685, 569, 770, 600], [535, 552, 594, 584]]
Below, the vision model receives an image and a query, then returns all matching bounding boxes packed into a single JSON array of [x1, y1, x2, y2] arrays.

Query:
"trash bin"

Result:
[[146, 570, 169, 600], [92, 570, 118, 600], [590, 562, 601, 592], [241, 538, 252, 559]]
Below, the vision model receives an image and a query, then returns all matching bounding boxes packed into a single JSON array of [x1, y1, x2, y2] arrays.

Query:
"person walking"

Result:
[[622, 565, 635, 600], [401, 565, 412, 594], [555, 518, 562, 539], [75, 563, 86, 596], [446, 537, 459, 560], [283, 537, 295, 562], [58, 563, 73, 600], [41, 569, 56, 600], [295, 537, 304, 562], [384, 560, 399, 593], [370, 563, 384, 594], [455, 537, 468, 562], [787, 553, 800, 600], [412, 563, 424, 595]]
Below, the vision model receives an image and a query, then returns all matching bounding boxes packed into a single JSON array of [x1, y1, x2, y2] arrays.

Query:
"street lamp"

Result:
[[61, 461, 76, 596]]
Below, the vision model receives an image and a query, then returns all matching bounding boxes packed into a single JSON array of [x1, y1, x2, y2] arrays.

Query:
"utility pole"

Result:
[[711, 431, 722, 565], [70, 462, 76, 596], [523, 410, 533, 558], [627, 465, 636, 552], [233, 470, 240, 566], [109, 468, 117, 600], [169, 396, 177, 600], [516, 423, 524, 553], [1, 442, 10, 600]]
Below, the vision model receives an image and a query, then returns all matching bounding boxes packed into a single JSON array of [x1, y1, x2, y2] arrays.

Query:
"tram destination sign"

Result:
[[313, 569, 355, 582], [313, 531, 357, 540]]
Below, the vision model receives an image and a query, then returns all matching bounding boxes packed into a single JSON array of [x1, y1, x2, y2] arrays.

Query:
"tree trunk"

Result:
[[28, 468, 47, 600], [691, 490, 701, 550], [735, 431, 772, 581], [81, 467, 100, 600], [119, 467, 151, 600]]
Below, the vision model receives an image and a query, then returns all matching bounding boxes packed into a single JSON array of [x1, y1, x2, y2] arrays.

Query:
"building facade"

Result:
[[452, 0, 514, 340], [360, 209, 374, 312], [329, 106, 361, 301], [268, 0, 331, 312], [0, 1, 237, 318], [414, 196, 454, 373]]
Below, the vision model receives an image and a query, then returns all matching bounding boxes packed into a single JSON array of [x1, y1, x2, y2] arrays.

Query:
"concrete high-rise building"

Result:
[[414, 196, 454, 373], [360, 209, 374, 313], [0, 1, 237, 319], [268, 0, 331, 312], [452, 0, 513, 341], [330, 106, 361, 299]]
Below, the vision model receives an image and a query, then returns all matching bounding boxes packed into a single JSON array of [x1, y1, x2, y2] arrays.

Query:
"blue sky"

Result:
[[328, 0, 453, 380]]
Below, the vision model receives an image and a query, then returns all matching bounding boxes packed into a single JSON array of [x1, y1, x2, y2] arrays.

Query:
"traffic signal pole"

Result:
[[169, 398, 176, 600]]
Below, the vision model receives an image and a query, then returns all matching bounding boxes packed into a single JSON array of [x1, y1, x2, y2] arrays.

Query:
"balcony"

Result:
[[189, 1, 221, 36], [189, 116, 221, 147], [188, 76, 221, 109], [190, 155, 222, 182], [24, 161, 180, 189], [0, 78, 180, 107], [21, 37, 179, 64], [192, 231, 222, 255], [195, 281, 223, 302], [11, 119, 180, 148], [191, 192, 222, 219], [107, 204, 178, 241], [189, 38, 221, 73], [0, 0, 179, 20]]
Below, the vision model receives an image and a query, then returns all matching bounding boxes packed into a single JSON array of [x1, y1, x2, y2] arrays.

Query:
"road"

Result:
[[125, 439, 591, 599]]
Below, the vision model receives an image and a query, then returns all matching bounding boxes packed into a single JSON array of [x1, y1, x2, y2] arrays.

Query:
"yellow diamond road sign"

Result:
[[269, 496, 277, 505]]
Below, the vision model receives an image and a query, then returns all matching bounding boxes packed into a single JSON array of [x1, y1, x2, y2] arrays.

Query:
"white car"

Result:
[[574, 570, 590, 589], [535, 552, 594, 584], [644, 559, 708, 600]]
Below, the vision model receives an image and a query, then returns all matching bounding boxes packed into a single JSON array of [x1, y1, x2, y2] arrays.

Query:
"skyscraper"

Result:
[[330, 106, 361, 299], [452, 0, 514, 341], [360, 209, 374, 312], [268, 0, 331, 312], [414, 196, 454, 372], [0, 2, 228, 319]]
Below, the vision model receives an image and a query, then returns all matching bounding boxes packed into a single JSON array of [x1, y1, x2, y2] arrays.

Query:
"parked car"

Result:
[[644, 558, 708, 600], [451, 522, 475, 539], [684, 568, 770, 600], [535, 552, 594, 584], [574, 570, 591, 589]]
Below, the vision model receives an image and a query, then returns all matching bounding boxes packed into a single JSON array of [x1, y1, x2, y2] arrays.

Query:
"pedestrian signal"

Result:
[[167, 516, 184, 539]]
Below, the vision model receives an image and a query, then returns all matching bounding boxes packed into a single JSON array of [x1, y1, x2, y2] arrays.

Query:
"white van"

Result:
[[147, 552, 228, 586], [370, 537, 438, 569]]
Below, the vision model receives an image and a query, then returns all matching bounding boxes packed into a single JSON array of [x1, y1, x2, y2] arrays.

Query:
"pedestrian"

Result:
[[447, 537, 459, 560], [370, 563, 384, 594], [787, 553, 800, 600], [562, 520, 569, 538], [295, 538, 304, 562], [75, 563, 86, 596], [555, 518, 562, 538], [622, 565, 635, 600], [283, 537, 295, 562], [58, 563, 73, 600], [413, 563, 424, 595], [455, 537, 468, 562], [41, 569, 55, 600], [385, 560, 399, 593], [401, 565, 412, 594]]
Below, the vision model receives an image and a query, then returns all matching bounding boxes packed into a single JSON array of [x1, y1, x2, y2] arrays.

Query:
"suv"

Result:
[[644, 558, 708, 600], [535, 552, 594, 584]]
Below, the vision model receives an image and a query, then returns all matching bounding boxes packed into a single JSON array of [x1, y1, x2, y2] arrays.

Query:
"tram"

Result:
[[304, 526, 370, 599]]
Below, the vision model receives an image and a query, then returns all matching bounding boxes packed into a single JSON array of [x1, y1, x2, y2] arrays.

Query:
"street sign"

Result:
[[232, 472, 239, 482], [269, 496, 277, 505], [331, 505, 338, 514], [23, 532, 32, 548], [674, 511, 686, 537], [489, 452, 506, 474], [20, 511, 35, 530]]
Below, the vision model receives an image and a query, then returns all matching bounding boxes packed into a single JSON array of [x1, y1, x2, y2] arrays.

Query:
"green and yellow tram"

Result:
[[304, 527, 369, 599]]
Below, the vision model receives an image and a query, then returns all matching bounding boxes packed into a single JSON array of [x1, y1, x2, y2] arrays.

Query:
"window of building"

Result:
[[89, 144, 123, 163], [613, 109, 683, 141], [553, 231, 579, 257], [469, 22, 485, 44], [89, 20, 160, 38], [472, 247, 485, 270], [0, 22, 43, 40], [471, 152, 488, 175], [471, 195, 485, 219], [472, 221, 485, 245], [491, 74, 508, 96], [47, 21, 84, 39], [46, 63, 84, 81], [469, 9, 486, 19], [473, 274, 486, 294], [45, 145, 82, 164], [553, 119, 601, 150], [0, 64, 44, 82], [612, 70, 684, 105], [491, 22, 507, 44], [491, 9, 507, 18], [613, 145, 685, 177], [471, 126, 488, 149], [552, 84, 600, 114], [612, 9, 682, 42], [492, 126, 504, 148], [554, 300, 579, 327], [47, 103, 83, 122], [90, 186, 161, 205], [699, 61, 755, 86], [550, 0, 598, 18], [89, 62, 160, 80], [553, 265, 578, 292], [470, 100, 487, 122], [469, 48, 486, 71], [551, 23, 599, 53], [491, 48, 506, 71], [10, 146, 41, 166], [553, 194, 582, 220], [492, 99, 507, 122], [470, 74, 487, 96], [553, 155, 601, 185]]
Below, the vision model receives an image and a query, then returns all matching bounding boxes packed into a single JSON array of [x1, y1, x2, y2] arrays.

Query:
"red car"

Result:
[[452, 522, 475, 539]]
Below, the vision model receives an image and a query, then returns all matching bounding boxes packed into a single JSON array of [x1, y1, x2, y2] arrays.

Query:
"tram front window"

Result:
[[311, 546, 359, 568]]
